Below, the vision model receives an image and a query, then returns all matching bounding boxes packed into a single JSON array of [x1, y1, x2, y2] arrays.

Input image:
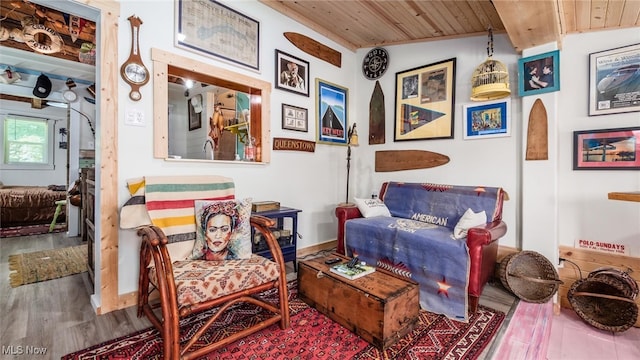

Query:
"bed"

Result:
[[0, 186, 67, 228]]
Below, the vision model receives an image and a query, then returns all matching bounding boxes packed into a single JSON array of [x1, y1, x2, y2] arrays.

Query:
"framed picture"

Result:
[[573, 127, 640, 170], [188, 95, 202, 131], [275, 50, 309, 96], [588, 43, 640, 116], [462, 99, 511, 139], [282, 104, 308, 132], [394, 58, 456, 141], [518, 50, 560, 97], [175, 0, 260, 71], [316, 78, 348, 146]]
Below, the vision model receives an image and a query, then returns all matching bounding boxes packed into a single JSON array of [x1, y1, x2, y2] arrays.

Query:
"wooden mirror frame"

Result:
[[151, 48, 271, 163]]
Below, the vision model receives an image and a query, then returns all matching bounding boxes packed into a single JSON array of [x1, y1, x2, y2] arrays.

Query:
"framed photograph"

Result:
[[282, 104, 308, 132], [188, 95, 202, 131], [275, 50, 309, 96], [462, 99, 511, 140], [589, 43, 640, 116], [573, 127, 640, 170], [316, 78, 348, 146], [175, 0, 260, 71], [394, 58, 456, 141], [518, 50, 560, 97]]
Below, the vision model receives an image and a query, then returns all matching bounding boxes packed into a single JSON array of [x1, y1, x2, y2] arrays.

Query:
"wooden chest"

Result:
[[298, 255, 419, 349]]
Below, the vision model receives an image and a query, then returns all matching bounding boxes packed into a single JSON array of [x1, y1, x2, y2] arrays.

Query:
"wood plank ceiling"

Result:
[[259, 0, 640, 52]]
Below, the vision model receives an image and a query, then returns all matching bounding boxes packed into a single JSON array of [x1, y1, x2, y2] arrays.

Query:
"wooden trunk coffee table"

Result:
[[297, 254, 419, 349]]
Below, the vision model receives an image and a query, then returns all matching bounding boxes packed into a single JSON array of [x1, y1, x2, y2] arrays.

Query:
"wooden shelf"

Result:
[[608, 192, 640, 202]]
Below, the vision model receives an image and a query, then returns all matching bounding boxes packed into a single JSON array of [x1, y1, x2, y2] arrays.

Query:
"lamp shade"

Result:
[[470, 58, 510, 101]]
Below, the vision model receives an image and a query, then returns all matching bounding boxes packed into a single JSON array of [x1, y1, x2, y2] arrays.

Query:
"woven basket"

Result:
[[498, 251, 562, 303], [568, 268, 638, 332]]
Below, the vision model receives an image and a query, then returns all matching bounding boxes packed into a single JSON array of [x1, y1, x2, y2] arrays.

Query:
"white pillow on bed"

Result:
[[453, 208, 487, 239], [354, 197, 391, 218]]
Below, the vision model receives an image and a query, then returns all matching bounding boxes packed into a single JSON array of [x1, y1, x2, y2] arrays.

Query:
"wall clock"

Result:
[[362, 47, 389, 80], [120, 15, 149, 101]]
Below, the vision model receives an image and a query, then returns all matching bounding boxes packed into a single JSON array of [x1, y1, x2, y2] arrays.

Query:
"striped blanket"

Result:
[[120, 175, 235, 243]]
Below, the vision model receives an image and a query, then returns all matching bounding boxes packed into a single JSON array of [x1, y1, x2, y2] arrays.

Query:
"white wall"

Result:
[[115, 0, 358, 294], [352, 34, 521, 250], [557, 30, 640, 255], [112, 1, 639, 298]]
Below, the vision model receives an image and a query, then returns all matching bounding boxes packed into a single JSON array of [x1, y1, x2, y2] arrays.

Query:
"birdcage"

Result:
[[471, 58, 511, 101], [470, 28, 511, 101]]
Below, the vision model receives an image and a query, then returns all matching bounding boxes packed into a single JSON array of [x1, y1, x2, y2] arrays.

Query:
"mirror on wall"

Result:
[[152, 48, 271, 163]]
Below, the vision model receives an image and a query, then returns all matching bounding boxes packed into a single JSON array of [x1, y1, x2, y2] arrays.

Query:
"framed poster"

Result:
[[573, 127, 640, 170], [589, 43, 640, 116], [316, 78, 348, 146], [462, 99, 511, 139], [282, 103, 308, 132], [275, 50, 309, 96], [394, 58, 456, 141], [175, 0, 260, 71], [518, 50, 560, 97]]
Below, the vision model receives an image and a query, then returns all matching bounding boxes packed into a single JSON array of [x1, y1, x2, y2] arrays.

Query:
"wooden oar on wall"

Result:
[[375, 150, 450, 172], [369, 80, 385, 144], [284, 32, 341, 67], [526, 98, 549, 160]]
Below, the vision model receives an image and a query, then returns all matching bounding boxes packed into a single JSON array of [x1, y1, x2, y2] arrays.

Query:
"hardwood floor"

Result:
[[0, 233, 517, 359]]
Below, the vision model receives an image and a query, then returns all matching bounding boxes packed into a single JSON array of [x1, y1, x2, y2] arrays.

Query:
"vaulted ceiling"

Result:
[[259, 0, 640, 52]]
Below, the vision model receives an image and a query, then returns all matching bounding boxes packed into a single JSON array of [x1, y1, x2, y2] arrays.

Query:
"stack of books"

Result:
[[330, 263, 376, 280]]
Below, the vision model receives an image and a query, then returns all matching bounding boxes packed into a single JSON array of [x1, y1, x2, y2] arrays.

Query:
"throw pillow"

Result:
[[453, 208, 487, 239], [191, 198, 252, 260], [354, 197, 391, 218]]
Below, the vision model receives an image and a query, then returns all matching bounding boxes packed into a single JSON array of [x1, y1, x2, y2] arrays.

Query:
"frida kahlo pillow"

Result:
[[191, 198, 252, 260]]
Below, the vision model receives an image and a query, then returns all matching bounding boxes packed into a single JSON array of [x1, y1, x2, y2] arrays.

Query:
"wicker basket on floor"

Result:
[[498, 250, 563, 303], [567, 267, 638, 333]]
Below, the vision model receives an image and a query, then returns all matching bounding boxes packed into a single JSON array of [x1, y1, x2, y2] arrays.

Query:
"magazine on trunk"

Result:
[[330, 263, 375, 280]]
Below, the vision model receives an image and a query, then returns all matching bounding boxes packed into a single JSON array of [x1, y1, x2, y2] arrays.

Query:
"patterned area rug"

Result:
[[8, 245, 87, 287], [62, 282, 505, 360], [0, 223, 66, 238]]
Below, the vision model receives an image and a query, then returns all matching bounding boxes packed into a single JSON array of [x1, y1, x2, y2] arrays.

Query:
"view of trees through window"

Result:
[[3, 117, 49, 164]]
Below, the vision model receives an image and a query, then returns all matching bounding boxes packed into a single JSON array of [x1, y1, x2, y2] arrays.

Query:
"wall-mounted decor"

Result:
[[573, 127, 640, 170], [394, 58, 456, 141], [588, 43, 640, 116], [462, 99, 511, 140], [526, 99, 548, 160], [316, 79, 348, 146], [284, 32, 341, 67], [273, 137, 316, 152], [518, 50, 560, 97], [281, 103, 308, 132], [188, 95, 202, 131], [175, 0, 260, 71], [275, 50, 309, 96]]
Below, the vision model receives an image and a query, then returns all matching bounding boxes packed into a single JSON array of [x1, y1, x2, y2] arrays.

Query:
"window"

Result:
[[1, 114, 55, 170]]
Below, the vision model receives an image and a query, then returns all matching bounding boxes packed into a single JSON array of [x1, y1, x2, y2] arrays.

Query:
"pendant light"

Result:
[[470, 27, 511, 101]]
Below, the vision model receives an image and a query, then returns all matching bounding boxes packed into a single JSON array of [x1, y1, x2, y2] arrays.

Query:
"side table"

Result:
[[251, 207, 302, 270]]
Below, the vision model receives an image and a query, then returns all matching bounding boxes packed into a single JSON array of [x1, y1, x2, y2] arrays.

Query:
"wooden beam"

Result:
[[492, 0, 563, 52]]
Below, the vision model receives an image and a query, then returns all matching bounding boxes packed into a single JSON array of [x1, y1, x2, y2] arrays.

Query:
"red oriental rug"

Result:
[[62, 282, 505, 360]]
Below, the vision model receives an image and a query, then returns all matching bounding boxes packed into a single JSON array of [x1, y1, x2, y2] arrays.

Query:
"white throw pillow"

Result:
[[453, 208, 487, 239], [354, 197, 391, 218]]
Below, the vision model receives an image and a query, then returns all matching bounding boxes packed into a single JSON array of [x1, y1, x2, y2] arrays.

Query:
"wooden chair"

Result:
[[133, 178, 290, 359]]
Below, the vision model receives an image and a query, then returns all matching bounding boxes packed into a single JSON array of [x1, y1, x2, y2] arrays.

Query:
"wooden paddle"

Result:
[[525, 99, 548, 160], [369, 80, 385, 144], [375, 150, 449, 172], [284, 32, 341, 67]]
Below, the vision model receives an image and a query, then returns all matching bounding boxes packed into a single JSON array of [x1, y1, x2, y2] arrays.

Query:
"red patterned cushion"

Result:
[[149, 255, 280, 306]]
